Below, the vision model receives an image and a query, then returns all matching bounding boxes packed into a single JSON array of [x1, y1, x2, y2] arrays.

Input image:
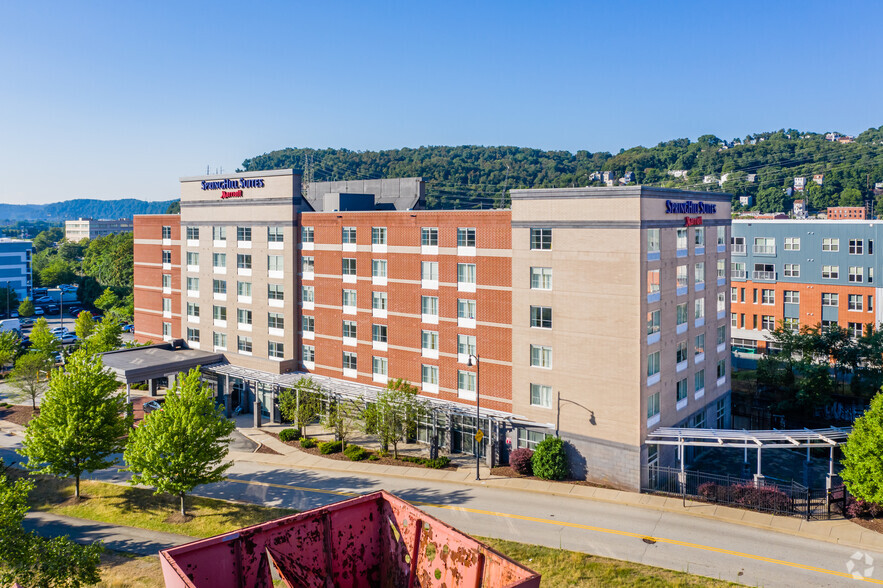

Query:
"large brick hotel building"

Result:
[[133, 170, 732, 490]]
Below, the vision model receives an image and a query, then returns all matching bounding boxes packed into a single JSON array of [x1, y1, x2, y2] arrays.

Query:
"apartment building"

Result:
[[133, 173, 732, 490], [730, 219, 882, 351], [65, 217, 133, 241], [0, 239, 34, 302]]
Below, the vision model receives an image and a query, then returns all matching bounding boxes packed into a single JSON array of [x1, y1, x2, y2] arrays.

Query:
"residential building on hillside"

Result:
[[65, 217, 133, 241], [827, 206, 868, 220], [0, 239, 33, 302], [133, 172, 732, 490]]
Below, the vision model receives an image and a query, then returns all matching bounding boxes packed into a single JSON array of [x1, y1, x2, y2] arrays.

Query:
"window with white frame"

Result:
[[187, 302, 199, 318], [676, 378, 688, 402], [186, 226, 198, 240], [731, 287, 738, 302], [717, 226, 726, 246], [823, 238, 839, 252], [647, 392, 660, 419], [187, 327, 200, 342], [457, 334, 476, 356], [213, 332, 227, 349], [236, 227, 251, 243], [647, 228, 660, 253], [269, 341, 284, 359], [421, 261, 438, 281], [302, 315, 314, 333], [676, 340, 688, 363], [213, 252, 226, 268], [237, 281, 251, 297], [457, 263, 476, 285], [302, 345, 315, 363], [372, 259, 387, 278], [676, 265, 688, 289], [342, 320, 357, 339], [717, 259, 726, 280], [301, 226, 314, 243], [268, 312, 284, 329], [694, 298, 705, 319], [784, 263, 800, 277], [372, 227, 387, 245], [784, 290, 800, 304], [457, 227, 476, 247], [647, 309, 660, 335], [761, 315, 776, 330], [530, 228, 552, 250], [717, 291, 726, 313], [187, 252, 199, 266], [695, 369, 705, 393], [373, 356, 388, 376], [422, 330, 439, 351], [372, 291, 387, 310], [676, 302, 688, 326], [647, 269, 660, 294], [849, 266, 863, 282], [213, 279, 226, 294], [268, 283, 284, 301], [717, 325, 726, 345], [421, 295, 438, 316], [458, 299, 476, 319], [162, 250, 172, 264], [822, 293, 839, 306], [849, 294, 863, 311], [530, 384, 552, 408], [342, 289, 357, 307], [162, 226, 172, 239], [761, 289, 775, 305], [458, 370, 476, 393], [754, 237, 775, 254], [300, 285, 313, 303], [530, 345, 552, 368], [421, 227, 438, 246], [237, 308, 252, 325], [422, 365, 439, 386], [694, 227, 704, 247], [372, 324, 387, 343], [162, 323, 171, 337], [716, 398, 726, 428], [237, 254, 251, 270], [530, 306, 552, 329], [849, 322, 864, 339], [186, 277, 199, 291], [784, 317, 800, 333], [530, 267, 552, 290], [342, 227, 356, 244], [268, 255, 284, 272], [784, 237, 800, 251], [716, 359, 726, 379], [850, 239, 863, 255], [343, 351, 357, 370], [695, 333, 705, 355], [213, 226, 226, 241], [676, 228, 687, 250], [268, 226, 284, 243], [162, 274, 171, 289], [694, 262, 705, 285], [647, 351, 660, 377], [342, 258, 356, 276], [212, 305, 226, 321], [162, 298, 171, 314], [822, 265, 839, 279]]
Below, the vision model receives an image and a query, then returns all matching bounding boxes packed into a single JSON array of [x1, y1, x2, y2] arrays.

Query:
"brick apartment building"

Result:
[[133, 171, 732, 490]]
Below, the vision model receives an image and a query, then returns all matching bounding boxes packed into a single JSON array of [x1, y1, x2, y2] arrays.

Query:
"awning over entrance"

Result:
[[101, 341, 225, 385], [646, 427, 851, 449]]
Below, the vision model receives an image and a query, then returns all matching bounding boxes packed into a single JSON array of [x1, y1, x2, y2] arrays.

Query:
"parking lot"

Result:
[[18, 307, 135, 347]]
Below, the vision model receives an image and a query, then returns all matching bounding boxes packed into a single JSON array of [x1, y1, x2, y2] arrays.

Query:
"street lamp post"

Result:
[[467, 353, 480, 481]]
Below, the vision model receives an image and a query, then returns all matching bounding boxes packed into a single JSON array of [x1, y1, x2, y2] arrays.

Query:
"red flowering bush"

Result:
[[509, 448, 534, 476]]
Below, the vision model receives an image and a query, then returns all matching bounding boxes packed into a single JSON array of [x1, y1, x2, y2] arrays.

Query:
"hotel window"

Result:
[[457, 263, 476, 285], [822, 238, 839, 252], [187, 302, 199, 318], [647, 392, 660, 419], [162, 274, 171, 289], [784, 263, 800, 277], [237, 227, 251, 243], [302, 226, 314, 243], [530, 384, 552, 409], [186, 252, 198, 267], [342, 320, 357, 339], [162, 226, 172, 239], [213, 252, 226, 268], [372, 259, 387, 278], [530, 267, 552, 289], [731, 287, 738, 302], [530, 228, 552, 250], [301, 285, 313, 303], [302, 345, 315, 363], [676, 228, 687, 250], [302, 315, 314, 333], [162, 324, 171, 339], [268, 255, 284, 272], [784, 290, 800, 304], [783, 317, 799, 333], [849, 294, 863, 311], [301, 256, 314, 273], [676, 302, 688, 326], [457, 227, 476, 247], [717, 226, 726, 247], [695, 369, 705, 393], [421, 261, 439, 281], [213, 305, 226, 321], [717, 259, 726, 280], [784, 237, 800, 251], [268, 312, 284, 329], [372, 291, 387, 310], [342, 227, 356, 244], [716, 398, 726, 428], [237, 254, 252, 270], [421, 227, 438, 247], [647, 351, 660, 377], [421, 295, 438, 316], [237, 309, 252, 325], [849, 266, 863, 283], [187, 328, 200, 342], [422, 365, 439, 386], [647, 228, 660, 254], [458, 334, 477, 356], [694, 298, 705, 319], [731, 262, 745, 278], [694, 227, 704, 247], [162, 298, 171, 314], [676, 379, 688, 402], [212, 279, 226, 295], [717, 325, 726, 345], [269, 283, 284, 301], [372, 227, 387, 245], [647, 269, 660, 294], [731, 236, 745, 252], [237, 281, 251, 297], [869, 295, 874, 311], [761, 289, 775, 305], [717, 291, 726, 313], [372, 324, 387, 343], [373, 357, 388, 377], [530, 306, 552, 329], [186, 277, 199, 291], [422, 330, 439, 352], [695, 333, 705, 355], [162, 250, 172, 264], [822, 293, 838, 307], [694, 262, 705, 286], [458, 299, 476, 320], [238, 336, 252, 354], [676, 341, 688, 364], [530, 345, 552, 368], [754, 237, 775, 254], [458, 371, 476, 394], [268, 226, 284, 243], [850, 239, 863, 255], [848, 323, 864, 339], [761, 315, 776, 330], [717, 359, 726, 379], [213, 226, 226, 241], [342, 289, 357, 307], [213, 332, 227, 350], [269, 342, 284, 359], [676, 265, 688, 289], [822, 265, 839, 279], [647, 309, 660, 335], [343, 351, 358, 371], [186, 226, 199, 240], [342, 258, 356, 276]]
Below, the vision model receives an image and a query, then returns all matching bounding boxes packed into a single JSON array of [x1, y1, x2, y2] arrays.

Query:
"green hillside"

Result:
[[0, 198, 177, 222], [239, 126, 883, 212]]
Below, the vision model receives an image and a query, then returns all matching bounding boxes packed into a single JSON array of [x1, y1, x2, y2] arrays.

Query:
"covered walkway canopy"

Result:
[[101, 341, 225, 385]]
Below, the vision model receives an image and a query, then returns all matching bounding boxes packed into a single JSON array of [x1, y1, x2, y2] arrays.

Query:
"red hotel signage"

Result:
[[684, 216, 703, 227], [221, 190, 243, 199]]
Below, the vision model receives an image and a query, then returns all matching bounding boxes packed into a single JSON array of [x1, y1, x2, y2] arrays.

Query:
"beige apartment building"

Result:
[[65, 217, 133, 241]]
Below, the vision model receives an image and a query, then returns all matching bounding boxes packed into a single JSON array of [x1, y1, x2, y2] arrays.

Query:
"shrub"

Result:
[[509, 448, 534, 476], [367, 454, 380, 461], [300, 438, 317, 449], [847, 497, 883, 519], [531, 437, 568, 480], [426, 456, 450, 469], [319, 440, 343, 454], [344, 444, 369, 461], [278, 428, 301, 443]]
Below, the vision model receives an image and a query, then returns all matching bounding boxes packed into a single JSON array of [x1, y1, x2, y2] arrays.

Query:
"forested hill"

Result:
[[0, 198, 176, 221], [240, 126, 883, 212]]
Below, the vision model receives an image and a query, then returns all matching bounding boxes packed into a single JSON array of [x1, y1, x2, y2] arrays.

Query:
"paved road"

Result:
[[1, 433, 880, 587]]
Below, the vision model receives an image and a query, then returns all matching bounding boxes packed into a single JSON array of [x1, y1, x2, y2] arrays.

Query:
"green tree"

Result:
[[0, 331, 21, 371], [277, 378, 323, 435], [125, 369, 235, 516], [531, 437, 569, 480], [321, 397, 361, 448], [21, 350, 131, 498], [73, 310, 95, 341], [40, 258, 76, 287], [86, 317, 122, 353], [27, 317, 60, 359], [361, 379, 427, 458], [93, 288, 119, 313], [839, 187, 863, 207], [841, 392, 883, 504], [8, 352, 51, 410], [0, 287, 19, 316], [18, 297, 34, 318], [166, 200, 181, 214]]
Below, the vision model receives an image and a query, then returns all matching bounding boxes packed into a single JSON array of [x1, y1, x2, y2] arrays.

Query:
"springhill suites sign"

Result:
[[665, 200, 717, 214], [200, 178, 266, 191]]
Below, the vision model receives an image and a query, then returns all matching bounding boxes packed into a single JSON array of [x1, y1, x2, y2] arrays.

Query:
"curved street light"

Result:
[[467, 353, 480, 481]]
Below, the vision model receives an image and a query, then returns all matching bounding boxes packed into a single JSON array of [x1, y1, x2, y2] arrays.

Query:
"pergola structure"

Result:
[[646, 427, 851, 484]]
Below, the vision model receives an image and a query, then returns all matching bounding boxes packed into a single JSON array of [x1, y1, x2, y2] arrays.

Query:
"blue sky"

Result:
[[1, 1, 880, 204]]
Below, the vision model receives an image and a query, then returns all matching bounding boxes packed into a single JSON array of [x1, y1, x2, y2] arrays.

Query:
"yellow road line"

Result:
[[224, 478, 883, 584]]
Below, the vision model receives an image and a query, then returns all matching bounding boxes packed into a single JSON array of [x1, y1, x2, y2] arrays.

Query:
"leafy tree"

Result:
[[839, 187, 863, 207], [40, 258, 76, 287], [21, 350, 131, 498], [0, 287, 19, 316], [31, 227, 63, 253], [57, 240, 84, 263], [8, 352, 51, 410], [841, 392, 883, 504], [361, 379, 427, 458], [27, 317, 60, 359], [82, 233, 133, 290], [166, 200, 181, 214], [93, 287, 119, 313], [277, 378, 323, 435], [532, 437, 569, 480], [76, 276, 104, 307], [73, 310, 95, 341], [86, 317, 122, 353], [17, 297, 34, 318], [125, 369, 235, 516], [0, 331, 21, 371], [321, 397, 361, 448]]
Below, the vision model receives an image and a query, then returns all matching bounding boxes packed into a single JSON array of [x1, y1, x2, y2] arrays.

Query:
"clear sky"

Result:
[[1, 0, 880, 204]]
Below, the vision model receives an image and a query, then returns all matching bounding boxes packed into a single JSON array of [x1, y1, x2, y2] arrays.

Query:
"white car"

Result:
[[54, 332, 77, 344], [50, 327, 70, 335]]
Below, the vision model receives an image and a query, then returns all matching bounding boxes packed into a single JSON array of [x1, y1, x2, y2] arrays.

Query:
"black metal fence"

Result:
[[642, 465, 847, 520]]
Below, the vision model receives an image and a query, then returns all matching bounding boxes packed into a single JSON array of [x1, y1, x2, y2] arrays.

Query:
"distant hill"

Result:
[[0, 198, 177, 222], [240, 126, 883, 212]]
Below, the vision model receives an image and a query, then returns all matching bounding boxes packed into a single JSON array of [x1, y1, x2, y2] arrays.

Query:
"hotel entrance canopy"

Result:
[[101, 341, 225, 385], [646, 427, 850, 449]]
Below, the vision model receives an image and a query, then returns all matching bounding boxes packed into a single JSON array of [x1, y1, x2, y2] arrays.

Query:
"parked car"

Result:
[[19, 318, 34, 328], [68, 306, 82, 316], [34, 296, 53, 305], [45, 305, 59, 315], [50, 327, 70, 336], [10, 311, 18, 318], [122, 324, 134, 333], [33, 307, 44, 316], [54, 333, 77, 344], [143, 399, 165, 414]]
